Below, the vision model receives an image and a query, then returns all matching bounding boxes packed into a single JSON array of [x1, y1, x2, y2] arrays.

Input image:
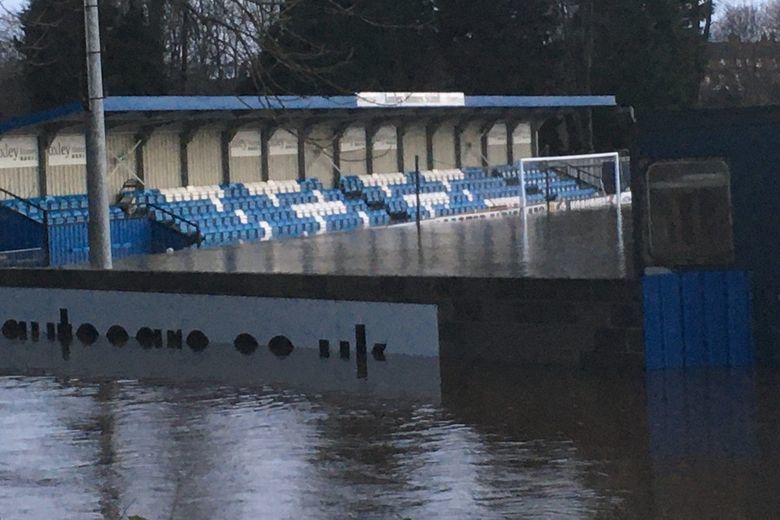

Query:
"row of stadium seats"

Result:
[[1, 162, 602, 251]]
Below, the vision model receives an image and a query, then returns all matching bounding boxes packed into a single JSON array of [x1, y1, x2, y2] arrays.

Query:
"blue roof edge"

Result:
[[0, 95, 618, 134], [0, 102, 84, 135]]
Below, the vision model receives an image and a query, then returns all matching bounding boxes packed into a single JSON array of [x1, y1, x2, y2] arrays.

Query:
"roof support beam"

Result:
[[133, 125, 158, 185], [425, 119, 443, 170], [479, 119, 499, 169], [396, 123, 407, 173], [297, 121, 314, 181], [259, 123, 277, 182], [453, 117, 472, 170], [331, 122, 350, 188], [506, 120, 520, 165], [220, 123, 244, 185], [365, 122, 380, 175], [179, 122, 205, 187]]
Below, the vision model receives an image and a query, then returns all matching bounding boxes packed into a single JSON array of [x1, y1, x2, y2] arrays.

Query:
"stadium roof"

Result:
[[0, 94, 618, 135]]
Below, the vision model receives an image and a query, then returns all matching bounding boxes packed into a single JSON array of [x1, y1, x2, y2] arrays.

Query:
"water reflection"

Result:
[[116, 208, 633, 279], [0, 366, 777, 518]]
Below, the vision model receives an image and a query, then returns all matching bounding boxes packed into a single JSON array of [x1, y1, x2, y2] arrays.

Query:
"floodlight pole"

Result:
[[84, 0, 112, 269]]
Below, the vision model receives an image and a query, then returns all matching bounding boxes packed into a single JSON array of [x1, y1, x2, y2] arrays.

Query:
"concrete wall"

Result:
[[187, 127, 222, 186], [268, 129, 298, 181], [402, 123, 426, 172], [460, 123, 482, 167], [371, 125, 397, 174], [433, 121, 457, 169], [340, 126, 367, 176], [0, 269, 644, 369], [143, 131, 181, 189]]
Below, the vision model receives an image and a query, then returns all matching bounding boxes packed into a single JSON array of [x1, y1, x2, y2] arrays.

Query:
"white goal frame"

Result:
[[518, 152, 623, 209]]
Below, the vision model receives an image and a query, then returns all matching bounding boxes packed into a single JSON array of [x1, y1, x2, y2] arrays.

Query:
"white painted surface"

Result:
[[48, 134, 87, 166], [357, 92, 465, 107], [0, 288, 440, 358], [0, 136, 38, 168]]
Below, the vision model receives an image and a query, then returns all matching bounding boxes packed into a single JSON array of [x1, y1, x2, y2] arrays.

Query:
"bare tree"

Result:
[[712, 2, 770, 42]]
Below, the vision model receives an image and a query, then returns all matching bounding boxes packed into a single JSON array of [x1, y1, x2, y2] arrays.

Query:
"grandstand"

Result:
[[0, 94, 622, 266], [0, 158, 618, 265]]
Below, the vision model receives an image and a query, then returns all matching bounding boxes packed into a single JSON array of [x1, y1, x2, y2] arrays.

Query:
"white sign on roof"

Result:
[[357, 92, 466, 108]]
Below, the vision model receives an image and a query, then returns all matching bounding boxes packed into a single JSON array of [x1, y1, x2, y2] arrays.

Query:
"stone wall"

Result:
[[0, 269, 643, 368]]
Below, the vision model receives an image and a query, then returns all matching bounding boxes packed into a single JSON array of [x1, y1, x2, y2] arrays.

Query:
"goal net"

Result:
[[515, 152, 627, 208]]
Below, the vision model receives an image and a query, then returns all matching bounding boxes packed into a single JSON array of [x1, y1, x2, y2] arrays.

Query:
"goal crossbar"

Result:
[[518, 152, 622, 209]]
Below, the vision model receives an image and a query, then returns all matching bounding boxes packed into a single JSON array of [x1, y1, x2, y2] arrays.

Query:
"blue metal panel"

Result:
[[660, 274, 684, 368], [0, 206, 45, 251], [638, 107, 780, 364], [681, 272, 707, 367], [703, 271, 729, 367], [643, 275, 666, 370], [726, 271, 753, 367]]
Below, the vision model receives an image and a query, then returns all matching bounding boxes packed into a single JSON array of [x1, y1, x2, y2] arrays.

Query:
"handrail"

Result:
[[550, 164, 604, 191], [0, 186, 51, 266], [144, 201, 203, 247], [0, 187, 48, 214]]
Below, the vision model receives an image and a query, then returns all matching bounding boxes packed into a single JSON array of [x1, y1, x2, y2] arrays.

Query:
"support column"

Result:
[[479, 120, 498, 169], [365, 123, 379, 175], [531, 118, 541, 157], [454, 120, 468, 169], [296, 123, 314, 181], [506, 121, 519, 165], [396, 123, 407, 172], [134, 126, 154, 185], [179, 124, 199, 187], [221, 127, 240, 185], [36, 133, 49, 197], [330, 124, 350, 187], [425, 119, 441, 170], [260, 125, 272, 182]]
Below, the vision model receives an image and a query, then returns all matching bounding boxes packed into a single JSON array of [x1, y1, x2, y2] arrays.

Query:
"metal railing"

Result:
[[144, 202, 203, 248]]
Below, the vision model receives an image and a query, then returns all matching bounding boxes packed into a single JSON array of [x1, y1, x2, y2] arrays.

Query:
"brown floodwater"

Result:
[[0, 364, 776, 519]]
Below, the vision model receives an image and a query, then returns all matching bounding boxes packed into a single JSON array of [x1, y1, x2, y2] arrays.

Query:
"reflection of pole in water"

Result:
[[616, 207, 626, 278], [521, 211, 530, 269], [415, 155, 422, 234]]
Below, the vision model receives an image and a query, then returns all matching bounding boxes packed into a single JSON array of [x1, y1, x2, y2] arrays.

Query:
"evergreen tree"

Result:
[[104, 0, 167, 95]]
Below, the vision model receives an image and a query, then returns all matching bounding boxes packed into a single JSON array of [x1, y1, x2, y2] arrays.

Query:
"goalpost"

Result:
[[518, 152, 624, 209]]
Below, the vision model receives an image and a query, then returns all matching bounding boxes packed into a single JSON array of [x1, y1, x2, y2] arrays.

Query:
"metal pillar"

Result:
[[260, 125, 271, 182], [506, 121, 519, 165], [84, 0, 112, 269], [396, 124, 406, 172], [36, 133, 49, 198], [297, 124, 311, 181]]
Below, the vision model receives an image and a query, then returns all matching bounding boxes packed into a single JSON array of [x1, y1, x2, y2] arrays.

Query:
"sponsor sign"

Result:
[[230, 130, 262, 158], [0, 136, 38, 169], [357, 92, 466, 108], [373, 126, 397, 151], [268, 130, 297, 156], [48, 135, 87, 166], [341, 127, 366, 153]]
